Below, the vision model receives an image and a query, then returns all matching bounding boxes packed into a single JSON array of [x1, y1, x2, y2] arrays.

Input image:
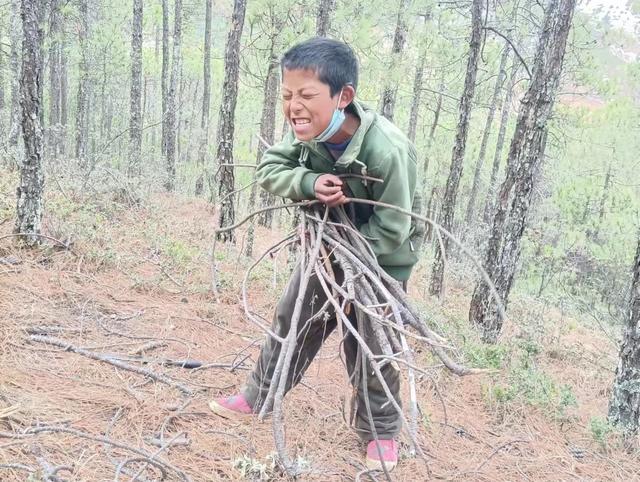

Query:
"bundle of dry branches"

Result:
[[212, 197, 500, 478]]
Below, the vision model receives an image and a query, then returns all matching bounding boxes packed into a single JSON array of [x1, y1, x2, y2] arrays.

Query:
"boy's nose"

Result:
[[291, 99, 304, 113]]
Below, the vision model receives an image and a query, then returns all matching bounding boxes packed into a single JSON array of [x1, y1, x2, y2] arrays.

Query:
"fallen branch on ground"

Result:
[[28, 335, 196, 395]]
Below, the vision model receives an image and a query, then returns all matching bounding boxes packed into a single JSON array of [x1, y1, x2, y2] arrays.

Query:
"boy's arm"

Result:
[[359, 147, 417, 256], [256, 131, 321, 201]]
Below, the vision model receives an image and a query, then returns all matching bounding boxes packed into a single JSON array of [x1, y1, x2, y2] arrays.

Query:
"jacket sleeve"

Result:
[[255, 131, 321, 201], [359, 145, 417, 256]]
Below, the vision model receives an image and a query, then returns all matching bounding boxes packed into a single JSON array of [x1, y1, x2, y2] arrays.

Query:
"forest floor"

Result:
[[1, 169, 640, 481]]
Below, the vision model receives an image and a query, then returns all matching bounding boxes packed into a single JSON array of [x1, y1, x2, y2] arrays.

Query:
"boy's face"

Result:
[[281, 68, 349, 141]]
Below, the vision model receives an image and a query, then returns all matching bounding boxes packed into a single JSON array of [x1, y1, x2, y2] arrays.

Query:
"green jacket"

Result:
[[256, 100, 424, 281]]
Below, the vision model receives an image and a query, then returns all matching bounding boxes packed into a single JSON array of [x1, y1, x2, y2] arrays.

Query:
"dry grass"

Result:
[[1, 180, 639, 481]]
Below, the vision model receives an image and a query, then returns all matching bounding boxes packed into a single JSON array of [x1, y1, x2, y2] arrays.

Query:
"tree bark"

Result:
[[59, 32, 68, 156], [75, 0, 90, 166], [464, 43, 511, 227], [195, 0, 213, 196], [15, 0, 44, 246], [255, 51, 281, 230], [164, 0, 182, 191], [0, 22, 5, 112], [9, 0, 22, 152], [609, 234, 640, 445], [379, 0, 409, 122], [482, 55, 519, 225], [429, 0, 483, 297], [468, 0, 577, 342], [316, 0, 335, 37], [407, 54, 425, 143], [48, 0, 63, 158], [593, 157, 613, 241], [215, 0, 247, 242], [422, 81, 444, 241], [161, 0, 169, 157], [128, 0, 144, 176]]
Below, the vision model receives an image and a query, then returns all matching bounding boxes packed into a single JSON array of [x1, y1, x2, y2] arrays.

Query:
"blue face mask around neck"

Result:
[[314, 89, 345, 143]]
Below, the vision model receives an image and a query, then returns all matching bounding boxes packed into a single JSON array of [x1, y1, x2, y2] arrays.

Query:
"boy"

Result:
[[210, 37, 423, 471]]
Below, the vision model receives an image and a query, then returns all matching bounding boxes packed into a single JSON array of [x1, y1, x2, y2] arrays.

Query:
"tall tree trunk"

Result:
[[9, 0, 22, 152], [379, 0, 409, 122], [429, 0, 483, 297], [316, 0, 335, 37], [59, 32, 68, 156], [48, 0, 63, 158], [195, 0, 213, 196], [164, 0, 182, 191], [36, 1, 45, 131], [256, 51, 281, 229], [0, 22, 5, 113], [75, 0, 89, 166], [422, 81, 444, 241], [482, 55, 519, 225], [608, 234, 640, 445], [15, 0, 44, 245], [469, 0, 577, 342], [464, 43, 511, 227], [161, 0, 169, 157], [407, 54, 425, 143], [593, 158, 613, 241], [215, 0, 247, 242], [128, 0, 144, 177], [247, 53, 280, 255]]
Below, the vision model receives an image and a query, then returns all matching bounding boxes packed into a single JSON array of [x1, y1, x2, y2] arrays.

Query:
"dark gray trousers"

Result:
[[242, 263, 402, 441]]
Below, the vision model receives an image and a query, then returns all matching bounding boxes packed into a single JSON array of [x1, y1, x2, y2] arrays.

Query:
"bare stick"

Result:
[[314, 266, 428, 465], [1, 426, 190, 481], [28, 335, 195, 395], [130, 431, 187, 481], [345, 198, 507, 322], [271, 208, 328, 475]]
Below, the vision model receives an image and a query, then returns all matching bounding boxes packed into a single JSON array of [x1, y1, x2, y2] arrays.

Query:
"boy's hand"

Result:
[[314, 174, 347, 207]]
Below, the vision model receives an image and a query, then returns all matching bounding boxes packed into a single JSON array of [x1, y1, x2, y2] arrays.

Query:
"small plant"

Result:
[[466, 343, 508, 369], [233, 454, 273, 480], [233, 453, 309, 480], [589, 416, 614, 449]]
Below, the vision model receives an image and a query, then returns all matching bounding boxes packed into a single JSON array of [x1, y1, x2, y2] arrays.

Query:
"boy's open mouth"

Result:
[[292, 118, 310, 125]]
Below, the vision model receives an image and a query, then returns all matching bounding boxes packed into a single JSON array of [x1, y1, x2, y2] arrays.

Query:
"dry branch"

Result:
[[28, 335, 196, 395]]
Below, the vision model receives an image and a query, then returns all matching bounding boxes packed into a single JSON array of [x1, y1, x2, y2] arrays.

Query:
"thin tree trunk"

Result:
[[15, 0, 44, 245], [36, 1, 45, 131], [407, 54, 425, 143], [161, 0, 169, 157], [482, 55, 519, 225], [316, 0, 335, 37], [429, 0, 483, 297], [75, 0, 89, 166], [593, 158, 613, 241], [380, 0, 409, 121], [468, 0, 577, 342], [464, 43, 511, 227], [215, 0, 247, 242], [164, 0, 182, 191], [128, 0, 144, 177], [0, 22, 4, 113], [422, 82, 444, 241], [59, 32, 68, 156], [195, 0, 213, 196], [256, 51, 281, 230], [608, 233, 640, 445], [48, 0, 63, 158], [9, 0, 22, 152]]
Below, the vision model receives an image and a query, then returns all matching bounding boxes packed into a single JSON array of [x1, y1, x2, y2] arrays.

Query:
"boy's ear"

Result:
[[338, 85, 356, 109]]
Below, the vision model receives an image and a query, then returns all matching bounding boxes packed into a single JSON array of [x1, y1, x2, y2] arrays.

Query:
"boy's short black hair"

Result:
[[281, 37, 359, 96]]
